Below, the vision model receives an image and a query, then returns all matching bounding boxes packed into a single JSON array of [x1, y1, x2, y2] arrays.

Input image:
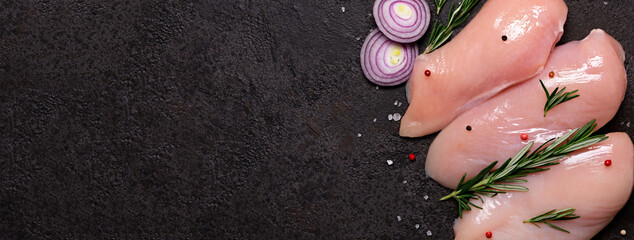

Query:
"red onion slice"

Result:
[[373, 0, 431, 43], [360, 29, 418, 86]]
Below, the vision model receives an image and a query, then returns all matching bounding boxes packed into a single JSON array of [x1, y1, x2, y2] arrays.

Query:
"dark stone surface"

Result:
[[0, 0, 631, 239]]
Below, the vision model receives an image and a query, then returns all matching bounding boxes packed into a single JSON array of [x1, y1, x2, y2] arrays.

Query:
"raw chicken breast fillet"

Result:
[[400, 0, 567, 137], [426, 29, 627, 188], [454, 133, 634, 240]]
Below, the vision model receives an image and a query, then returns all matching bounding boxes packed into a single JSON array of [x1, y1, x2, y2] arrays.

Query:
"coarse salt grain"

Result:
[[373, 118, 377, 122], [393, 113, 402, 121], [424, 195, 429, 200], [357, 133, 362, 137], [341, 7, 345, 12], [394, 100, 399, 106], [415, 224, 420, 229], [397, 216, 402, 221], [376, 86, 379, 90], [402, 180, 407, 184], [398, 102, 402, 107], [426, 230, 432, 236], [387, 160, 393, 165], [388, 114, 393, 121], [627, 122, 631, 128]]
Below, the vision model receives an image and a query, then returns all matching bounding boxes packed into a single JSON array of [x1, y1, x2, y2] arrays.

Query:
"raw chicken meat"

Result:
[[400, 0, 568, 137], [426, 29, 627, 188], [453, 133, 634, 240]]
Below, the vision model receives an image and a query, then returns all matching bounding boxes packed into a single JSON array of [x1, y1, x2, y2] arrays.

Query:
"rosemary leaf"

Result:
[[487, 184, 528, 191], [424, 0, 481, 54], [497, 179, 528, 183], [435, 0, 447, 14], [524, 208, 579, 233], [541, 80, 580, 117], [440, 120, 607, 218]]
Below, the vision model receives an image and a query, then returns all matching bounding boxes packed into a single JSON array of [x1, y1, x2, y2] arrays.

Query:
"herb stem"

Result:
[[440, 120, 607, 218], [424, 0, 481, 54], [439, 190, 459, 201], [524, 208, 579, 233], [540, 79, 580, 117], [435, 0, 447, 14]]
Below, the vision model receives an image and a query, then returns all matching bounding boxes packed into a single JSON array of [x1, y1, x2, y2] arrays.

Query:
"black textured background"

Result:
[[0, 0, 632, 239]]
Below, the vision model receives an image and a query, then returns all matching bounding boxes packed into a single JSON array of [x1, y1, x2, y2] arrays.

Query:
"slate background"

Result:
[[0, 0, 632, 239]]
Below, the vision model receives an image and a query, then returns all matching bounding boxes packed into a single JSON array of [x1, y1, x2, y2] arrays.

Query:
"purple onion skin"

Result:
[[373, 0, 431, 43], [360, 29, 418, 86]]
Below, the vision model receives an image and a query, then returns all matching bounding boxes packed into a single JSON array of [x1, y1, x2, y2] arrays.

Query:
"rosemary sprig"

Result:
[[434, 0, 447, 14], [540, 79, 580, 117], [523, 208, 580, 233], [424, 0, 481, 54], [440, 120, 607, 218]]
